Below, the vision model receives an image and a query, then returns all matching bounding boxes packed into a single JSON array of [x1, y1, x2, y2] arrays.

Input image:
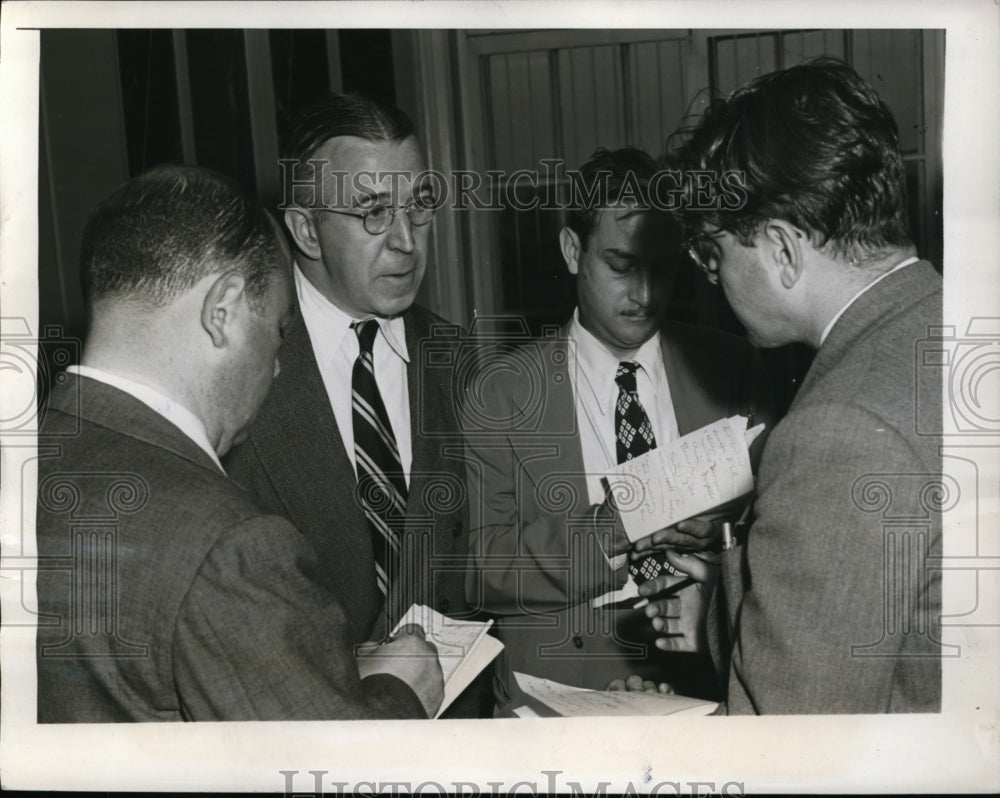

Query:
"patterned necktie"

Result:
[[614, 361, 679, 583], [351, 319, 407, 596]]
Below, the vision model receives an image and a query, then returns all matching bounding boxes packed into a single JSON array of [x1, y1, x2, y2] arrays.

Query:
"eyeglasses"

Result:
[[316, 201, 436, 236], [683, 230, 726, 284]]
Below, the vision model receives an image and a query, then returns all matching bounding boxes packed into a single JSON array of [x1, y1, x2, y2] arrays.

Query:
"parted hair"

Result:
[[670, 58, 912, 263], [80, 165, 283, 312], [286, 91, 415, 163]]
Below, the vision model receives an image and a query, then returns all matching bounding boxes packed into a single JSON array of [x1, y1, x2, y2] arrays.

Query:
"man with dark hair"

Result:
[[641, 59, 943, 713], [224, 93, 478, 709], [464, 147, 771, 713], [37, 165, 444, 721]]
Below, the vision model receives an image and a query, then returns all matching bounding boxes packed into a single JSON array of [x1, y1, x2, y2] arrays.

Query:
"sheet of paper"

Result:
[[605, 415, 756, 541], [393, 604, 503, 718], [513, 672, 718, 717]]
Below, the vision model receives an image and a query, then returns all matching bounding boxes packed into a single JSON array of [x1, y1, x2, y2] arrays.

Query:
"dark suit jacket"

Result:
[[224, 303, 488, 716], [36, 374, 425, 722], [225, 304, 470, 640], [465, 321, 773, 706], [718, 260, 943, 714]]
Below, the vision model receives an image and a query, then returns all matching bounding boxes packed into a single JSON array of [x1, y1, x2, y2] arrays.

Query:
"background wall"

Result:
[[38, 28, 944, 412]]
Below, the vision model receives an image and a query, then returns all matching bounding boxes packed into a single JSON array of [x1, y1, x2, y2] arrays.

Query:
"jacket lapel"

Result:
[[252, 313, 371, 567], [659, 324, 713, 435], [513, 336, 590, 513]]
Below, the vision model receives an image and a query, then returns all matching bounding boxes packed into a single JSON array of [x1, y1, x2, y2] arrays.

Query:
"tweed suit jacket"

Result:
[[718, 260, 943, 714], [465, 320, 773, 706], [224, 303, 471, 640], [35, 374, 425, 722]]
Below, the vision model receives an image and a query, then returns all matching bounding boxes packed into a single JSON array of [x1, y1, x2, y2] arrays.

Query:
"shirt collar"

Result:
[[568, 308, 660, 416], [294, 263, 409, 362], [66, 364, 224, 472], [819, 256, 920, 346]]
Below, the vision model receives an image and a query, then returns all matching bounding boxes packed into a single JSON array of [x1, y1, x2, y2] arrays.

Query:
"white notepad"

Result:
[[392, 604, 503, 718]]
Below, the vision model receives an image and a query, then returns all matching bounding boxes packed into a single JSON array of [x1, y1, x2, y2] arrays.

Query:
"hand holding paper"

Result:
[[391, 605, 503, 718], [605, 415, 763, 543], [355, 624, 444, 717]]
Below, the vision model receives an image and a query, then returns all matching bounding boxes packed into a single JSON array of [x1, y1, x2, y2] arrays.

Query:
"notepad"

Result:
[[605, 415, 764, 542], [392, 604, 503, 718], [513, 672, 718, 717]]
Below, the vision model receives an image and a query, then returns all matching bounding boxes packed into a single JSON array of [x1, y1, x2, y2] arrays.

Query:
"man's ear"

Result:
[[559, 227, 581, 276], [762, 220, 806, 289], [201, 271, 248, 348], [284, 208, 322, 261]]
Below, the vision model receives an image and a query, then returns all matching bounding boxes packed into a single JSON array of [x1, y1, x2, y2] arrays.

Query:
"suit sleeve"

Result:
[[463, 363, 625, 616], [722, 401, 941, 714], [172, 515, 426, 720]]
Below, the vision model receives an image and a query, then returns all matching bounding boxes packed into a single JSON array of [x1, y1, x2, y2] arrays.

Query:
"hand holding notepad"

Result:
[[605, 415, 764, 542], [391, 604, 503, 718]]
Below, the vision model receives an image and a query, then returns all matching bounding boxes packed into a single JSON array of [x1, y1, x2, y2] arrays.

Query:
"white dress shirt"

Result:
[[294, 264, 413, 486], [567, 309, 679, 506], [820, 256, 920, 346], [67, 364, 224, 473]]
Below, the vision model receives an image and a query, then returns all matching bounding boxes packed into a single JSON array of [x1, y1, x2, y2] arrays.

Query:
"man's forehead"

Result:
[[311, 134, 426, 176], [593, 205, 655, 237]]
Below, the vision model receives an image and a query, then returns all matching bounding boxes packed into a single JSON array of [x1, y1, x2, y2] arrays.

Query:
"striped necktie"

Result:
[[351, 319, 407, 597], [615, 361, 679, 582]]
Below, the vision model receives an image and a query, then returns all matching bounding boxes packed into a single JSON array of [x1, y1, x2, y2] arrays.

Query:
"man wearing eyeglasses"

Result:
[[640, 59, 943, 713], [225, 94, 479, 713]]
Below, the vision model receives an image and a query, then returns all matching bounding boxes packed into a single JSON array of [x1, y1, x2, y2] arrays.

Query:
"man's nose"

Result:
[[385, 208, 415, 253], [273, 357, 281, 379], [629, 269, 654, 308]]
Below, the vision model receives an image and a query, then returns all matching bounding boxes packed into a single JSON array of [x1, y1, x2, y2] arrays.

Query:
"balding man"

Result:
[[36, 165, 443, 721]]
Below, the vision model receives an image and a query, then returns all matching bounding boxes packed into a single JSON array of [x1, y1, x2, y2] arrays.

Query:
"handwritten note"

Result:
[[513, 672, 718, 717], [393, 604, 503, 718], [605, 416, 760, 542]]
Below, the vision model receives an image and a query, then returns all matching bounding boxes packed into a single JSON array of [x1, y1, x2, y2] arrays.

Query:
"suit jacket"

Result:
[[718, 260, 943, 714], [225, 303, 469, 641], [35, 374, 425, 722], [465, 320, 773, 707]]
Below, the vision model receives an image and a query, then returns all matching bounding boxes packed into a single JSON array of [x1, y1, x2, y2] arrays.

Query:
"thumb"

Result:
[[397, 623, 427, 639]]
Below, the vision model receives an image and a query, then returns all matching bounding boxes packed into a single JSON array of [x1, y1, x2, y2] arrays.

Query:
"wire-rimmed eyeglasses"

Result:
[[316, 201, 436, 236], [683, 229, 726, 284]]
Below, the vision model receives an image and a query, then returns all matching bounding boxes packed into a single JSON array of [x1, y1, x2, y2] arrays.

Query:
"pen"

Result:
[[722, 496, 754, 551]]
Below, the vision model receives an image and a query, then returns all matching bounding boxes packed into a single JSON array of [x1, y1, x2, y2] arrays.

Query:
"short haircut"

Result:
[[287, 91, 415, 163], [671, 58, 912, 263], [565, 146, 680, 250], [80, 165, 284, 312]]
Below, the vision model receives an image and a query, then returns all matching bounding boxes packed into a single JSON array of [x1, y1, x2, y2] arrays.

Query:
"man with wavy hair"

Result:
[[642, 59, 943, 714]]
